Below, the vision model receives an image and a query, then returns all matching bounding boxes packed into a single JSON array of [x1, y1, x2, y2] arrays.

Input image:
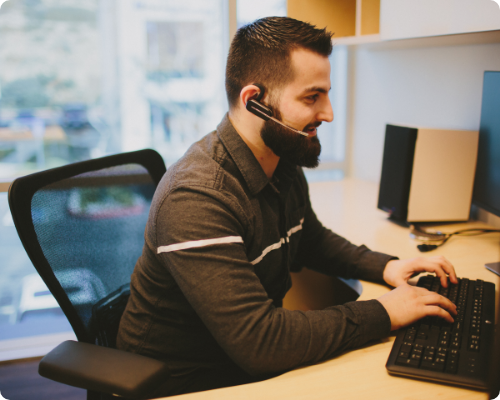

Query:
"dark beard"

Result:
[[260, 108, 321, 168]]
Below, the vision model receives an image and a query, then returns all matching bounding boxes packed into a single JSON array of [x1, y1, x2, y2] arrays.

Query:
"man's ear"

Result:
[[239, 84, 265, 108]]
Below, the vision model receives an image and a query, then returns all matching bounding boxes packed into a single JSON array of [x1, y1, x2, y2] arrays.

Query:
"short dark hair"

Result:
[[225, 17, 333, 109]]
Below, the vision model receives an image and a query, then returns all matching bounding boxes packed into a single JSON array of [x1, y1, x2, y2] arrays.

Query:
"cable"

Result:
[[410, 224, 500, 252]]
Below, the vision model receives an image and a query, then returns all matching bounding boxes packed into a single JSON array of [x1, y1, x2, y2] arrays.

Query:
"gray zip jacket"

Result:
[[117, 114, 393, 377]]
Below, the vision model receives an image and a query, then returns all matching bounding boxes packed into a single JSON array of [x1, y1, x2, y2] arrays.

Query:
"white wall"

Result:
[[347, 42, 500, 182]]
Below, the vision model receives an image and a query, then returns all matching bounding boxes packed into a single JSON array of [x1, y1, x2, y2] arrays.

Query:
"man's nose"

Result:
[[318, 97, 334, 122]]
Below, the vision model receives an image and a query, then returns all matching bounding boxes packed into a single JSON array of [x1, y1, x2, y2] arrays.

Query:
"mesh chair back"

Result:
[[8, 150, 166, 345]]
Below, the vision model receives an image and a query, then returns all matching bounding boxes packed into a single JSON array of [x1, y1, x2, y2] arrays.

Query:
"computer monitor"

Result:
[[473, 70, 500, 279], [473, 70, 500, 400], [473, 71, 500, 219]]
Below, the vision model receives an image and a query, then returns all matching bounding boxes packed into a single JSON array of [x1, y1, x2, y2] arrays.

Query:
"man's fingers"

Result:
[[432, 256, 457, 286], [435, 268, 449, 288], [384, 256, 457, 289], [441, 258, 458, 283], [422, 292, 457, 315], [415, 256, 457, 287], [413, 263, 448, 287], [426, 305, 455, 323]]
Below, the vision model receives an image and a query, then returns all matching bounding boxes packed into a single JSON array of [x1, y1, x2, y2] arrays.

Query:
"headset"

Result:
[[245, 83, 310, 137], [410, 224, 500, 252]]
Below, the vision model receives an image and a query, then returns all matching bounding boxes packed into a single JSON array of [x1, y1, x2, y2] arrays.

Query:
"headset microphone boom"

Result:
[[245, 84, 310, 137]]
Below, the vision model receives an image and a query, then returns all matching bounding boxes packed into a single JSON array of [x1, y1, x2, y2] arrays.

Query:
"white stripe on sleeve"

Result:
[[250, 240, 284, 265], [286, 218, 304, 237], [249, 219, 304, 265], [157, 236, 244, 254]]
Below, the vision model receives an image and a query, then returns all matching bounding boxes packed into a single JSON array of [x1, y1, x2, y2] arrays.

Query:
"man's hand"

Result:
[[377, 284, 457, 331], [383, 256, 457, 288]]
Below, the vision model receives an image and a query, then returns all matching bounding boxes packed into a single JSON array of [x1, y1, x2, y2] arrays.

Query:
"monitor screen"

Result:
[[472, 71, 500, 218]]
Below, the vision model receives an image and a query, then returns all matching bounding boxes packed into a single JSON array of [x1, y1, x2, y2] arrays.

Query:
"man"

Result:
[[117, 17, 457, 396]]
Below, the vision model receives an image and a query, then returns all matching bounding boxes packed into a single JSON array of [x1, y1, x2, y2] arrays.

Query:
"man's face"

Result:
[[260, 48, 333, 168]]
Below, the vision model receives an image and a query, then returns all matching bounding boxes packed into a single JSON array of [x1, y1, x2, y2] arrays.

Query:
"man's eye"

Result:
[[306, 95, 319, 102]]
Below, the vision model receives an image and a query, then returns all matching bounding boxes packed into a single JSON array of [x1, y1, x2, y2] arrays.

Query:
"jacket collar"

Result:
[[217, 114, 299, 196], [217, 114, 270, 196]]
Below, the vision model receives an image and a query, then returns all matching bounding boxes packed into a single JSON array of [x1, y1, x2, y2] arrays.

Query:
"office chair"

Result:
[[8, 149, 170, 400]]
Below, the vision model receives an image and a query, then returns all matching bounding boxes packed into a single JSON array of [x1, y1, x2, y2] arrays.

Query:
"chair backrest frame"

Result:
[[8, 149, 166, 343]]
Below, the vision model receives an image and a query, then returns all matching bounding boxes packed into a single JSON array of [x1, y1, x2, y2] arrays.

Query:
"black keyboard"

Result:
[[386, 275, 496, 389]]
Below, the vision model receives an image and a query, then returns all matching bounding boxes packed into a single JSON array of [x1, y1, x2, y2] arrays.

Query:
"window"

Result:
[[0, 0, 228, 359]]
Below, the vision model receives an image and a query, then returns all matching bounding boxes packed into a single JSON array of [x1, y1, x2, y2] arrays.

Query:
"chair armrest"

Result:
[[39, 340, 169, 399]]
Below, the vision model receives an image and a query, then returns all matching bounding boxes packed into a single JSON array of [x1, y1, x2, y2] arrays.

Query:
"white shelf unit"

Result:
[[288, 0, 500, 181]]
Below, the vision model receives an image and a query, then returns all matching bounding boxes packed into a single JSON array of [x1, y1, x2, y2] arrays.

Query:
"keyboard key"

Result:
[[452, 321, 462, 332], [436, 348, 447, 358], [419, 322, 431, 331], [440, 323, 452, 331], [470, 327, 481, 335], [445, 356, 459, 374], [468, 342, 480, 352], [430, 318, 442, 328], [396, 357, 420, 367], [400, 343, 412, 353], [421, 361, 445, 372], [404, 333, 416, 341], [412, 348, 423, 357], [466, 358, 478, 375]]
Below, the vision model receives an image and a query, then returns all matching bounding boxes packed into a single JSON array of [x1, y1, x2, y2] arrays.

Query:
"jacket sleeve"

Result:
[[155, 186, 391, 377], [292, 170, 397, 283]]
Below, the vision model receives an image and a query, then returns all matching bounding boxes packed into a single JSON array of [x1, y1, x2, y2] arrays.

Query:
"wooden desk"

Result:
[[162, 179, 500, 400]]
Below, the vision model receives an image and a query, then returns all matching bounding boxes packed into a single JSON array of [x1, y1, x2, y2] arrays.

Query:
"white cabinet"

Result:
[[380, 0, 500, 41], [289, 0, 500, 46]]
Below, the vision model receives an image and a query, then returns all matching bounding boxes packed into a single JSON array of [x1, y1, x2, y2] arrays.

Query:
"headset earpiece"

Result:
[[253, 83, 265, 102], [246, 83, 273, 121]]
